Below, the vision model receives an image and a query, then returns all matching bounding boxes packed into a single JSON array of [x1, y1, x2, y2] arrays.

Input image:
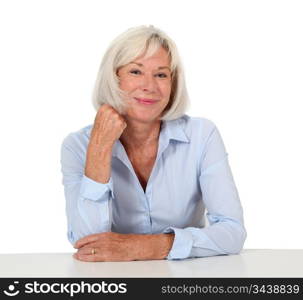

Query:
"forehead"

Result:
[[131, 47, 170, 67]]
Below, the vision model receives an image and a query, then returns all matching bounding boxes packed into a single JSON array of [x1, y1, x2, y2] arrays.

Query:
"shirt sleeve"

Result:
[[163, 125, 247, 260], [60, 134, 114, 246]]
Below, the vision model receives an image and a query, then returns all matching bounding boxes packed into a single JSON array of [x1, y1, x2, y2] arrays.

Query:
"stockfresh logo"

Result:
[[3, 281, 20, 297], [2, 280, 127, 297]]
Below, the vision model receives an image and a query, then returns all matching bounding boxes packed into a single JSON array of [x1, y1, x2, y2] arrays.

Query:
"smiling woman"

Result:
[[60, 25, 247, 262], [92, 25, 189, 121], [116, 46, 172, 123]]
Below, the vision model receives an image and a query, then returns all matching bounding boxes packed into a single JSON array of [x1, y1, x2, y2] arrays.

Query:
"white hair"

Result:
[[92, 25, 190, 121]]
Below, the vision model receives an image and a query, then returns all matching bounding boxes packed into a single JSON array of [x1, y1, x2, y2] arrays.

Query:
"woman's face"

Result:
[[117, 47, 172, 123]]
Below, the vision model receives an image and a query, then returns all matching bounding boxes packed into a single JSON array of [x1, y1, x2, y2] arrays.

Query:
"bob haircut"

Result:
[[92, 25, 190, 121]]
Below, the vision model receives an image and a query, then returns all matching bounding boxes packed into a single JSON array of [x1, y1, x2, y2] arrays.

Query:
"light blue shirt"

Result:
[[60, 114, 247, 260]]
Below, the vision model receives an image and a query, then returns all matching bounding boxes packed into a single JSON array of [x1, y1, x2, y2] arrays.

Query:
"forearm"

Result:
[[62, 142, 113, 246], [163, 221, 247, 260], [132, 233, 175, 260], [66, 177, 113, 245], [85, 143, 114, 183]]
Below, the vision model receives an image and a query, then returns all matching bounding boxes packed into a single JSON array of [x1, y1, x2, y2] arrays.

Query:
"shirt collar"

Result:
[[160, 117, 190, 144], [85, 116, 190, 159]]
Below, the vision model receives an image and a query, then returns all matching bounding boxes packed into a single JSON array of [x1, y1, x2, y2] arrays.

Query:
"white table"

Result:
[[0, 249, 302, 277]]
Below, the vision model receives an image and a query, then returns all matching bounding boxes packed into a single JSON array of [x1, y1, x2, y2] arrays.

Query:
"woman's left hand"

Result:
[[73, 232, 141, 262], [73, 232, 174, 262]]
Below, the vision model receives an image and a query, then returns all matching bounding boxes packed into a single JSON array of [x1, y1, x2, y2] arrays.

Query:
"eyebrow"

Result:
[[129, 62, 171, 71]]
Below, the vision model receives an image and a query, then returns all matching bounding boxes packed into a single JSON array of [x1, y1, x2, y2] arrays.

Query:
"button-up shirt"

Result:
[[60, 114, 247, 259]]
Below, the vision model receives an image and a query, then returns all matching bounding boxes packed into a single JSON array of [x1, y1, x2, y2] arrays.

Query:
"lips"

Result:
[[134, 97, 159, 105]]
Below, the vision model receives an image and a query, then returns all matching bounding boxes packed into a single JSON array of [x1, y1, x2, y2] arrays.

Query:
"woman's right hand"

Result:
[[85, 104, 127, 183], [90, 104, 127, 148]]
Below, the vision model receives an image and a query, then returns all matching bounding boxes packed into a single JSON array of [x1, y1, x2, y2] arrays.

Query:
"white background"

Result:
[[0, 0, 302, 253]]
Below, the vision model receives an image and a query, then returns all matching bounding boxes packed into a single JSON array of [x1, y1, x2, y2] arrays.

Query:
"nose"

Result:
[[141, 73, 157, 93]]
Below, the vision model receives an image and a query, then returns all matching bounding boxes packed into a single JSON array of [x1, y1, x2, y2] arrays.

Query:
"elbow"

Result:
[[67, 230, 77, 248], [226, 223, 247, 255]]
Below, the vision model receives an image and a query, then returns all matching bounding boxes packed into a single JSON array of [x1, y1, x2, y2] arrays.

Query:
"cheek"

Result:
[[119, 77, 137, 92], [160, 83, 172, 98]]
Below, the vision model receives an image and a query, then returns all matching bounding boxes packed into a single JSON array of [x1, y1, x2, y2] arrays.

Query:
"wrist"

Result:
[[132, 233, 175, 260], [155, 233, 175, 259]]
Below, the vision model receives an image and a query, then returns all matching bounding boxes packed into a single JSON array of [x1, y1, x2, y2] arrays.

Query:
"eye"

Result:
[[156, 73, 168, 78], [129, 69, 141, 75]]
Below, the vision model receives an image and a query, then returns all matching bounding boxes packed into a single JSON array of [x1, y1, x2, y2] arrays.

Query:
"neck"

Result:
[[120, 119, 161, 150]]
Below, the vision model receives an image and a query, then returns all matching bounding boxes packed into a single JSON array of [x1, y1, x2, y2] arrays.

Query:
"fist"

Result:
[[90, 104, 127, 147]]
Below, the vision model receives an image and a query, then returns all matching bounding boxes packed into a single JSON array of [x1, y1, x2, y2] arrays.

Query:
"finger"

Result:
[[93, 108, 111, 131], [94, 104, 110, 122], [94, 107, 105, 124], [74, 237, 98, 249], [78, 241, 99, 250], [74, 253, 98, 262], [76, 246, 97, 256], [74, 234, 99, 249]]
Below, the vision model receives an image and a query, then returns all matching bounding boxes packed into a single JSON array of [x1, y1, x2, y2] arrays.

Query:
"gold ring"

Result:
[[91, 248, 96, 255]]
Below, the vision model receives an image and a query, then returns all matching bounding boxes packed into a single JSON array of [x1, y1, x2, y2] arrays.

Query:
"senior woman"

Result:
[[60, 25, 247, 262]]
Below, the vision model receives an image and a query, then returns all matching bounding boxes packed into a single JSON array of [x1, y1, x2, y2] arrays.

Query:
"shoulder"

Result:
[[177, 114, 218, 142], [61, 124, 93, 151]]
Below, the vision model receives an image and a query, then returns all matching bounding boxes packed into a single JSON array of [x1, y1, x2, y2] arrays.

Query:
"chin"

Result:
[[125, 112, 161, 124]]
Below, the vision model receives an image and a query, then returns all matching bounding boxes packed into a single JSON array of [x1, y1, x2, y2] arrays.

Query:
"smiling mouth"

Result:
[[134, 97, 159, 105]]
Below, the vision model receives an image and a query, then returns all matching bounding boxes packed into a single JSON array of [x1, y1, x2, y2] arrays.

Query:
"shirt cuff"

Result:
[[162, 227, 194, 260], [80, 174, 114, 201]]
